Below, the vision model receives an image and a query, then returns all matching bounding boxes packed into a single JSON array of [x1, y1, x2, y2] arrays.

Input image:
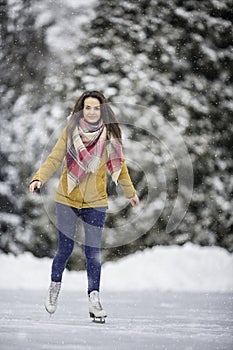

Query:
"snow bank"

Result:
[[0, 243, 232, 292]]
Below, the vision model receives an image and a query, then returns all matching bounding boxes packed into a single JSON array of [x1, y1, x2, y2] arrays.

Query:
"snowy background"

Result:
[[1, 243, 232, 292]]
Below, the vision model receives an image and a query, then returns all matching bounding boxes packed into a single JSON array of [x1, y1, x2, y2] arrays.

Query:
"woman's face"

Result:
[[83, 97, 101, 124]]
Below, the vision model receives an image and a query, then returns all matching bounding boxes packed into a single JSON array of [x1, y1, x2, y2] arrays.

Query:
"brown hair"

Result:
[[67, 90, 122, 142]]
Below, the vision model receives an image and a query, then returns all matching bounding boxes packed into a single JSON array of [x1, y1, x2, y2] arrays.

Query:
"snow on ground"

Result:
[[0, 243, 232, 292]]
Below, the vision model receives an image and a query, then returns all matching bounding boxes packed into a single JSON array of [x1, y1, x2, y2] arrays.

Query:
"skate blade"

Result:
[[89, 312, 106, 324], [92, 317, 106, 324]]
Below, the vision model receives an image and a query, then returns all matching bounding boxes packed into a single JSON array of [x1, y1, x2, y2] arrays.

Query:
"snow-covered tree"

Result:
[[0, 0, 232, 270], [0, 0, 57, 256], [68, 0, 233, 257]]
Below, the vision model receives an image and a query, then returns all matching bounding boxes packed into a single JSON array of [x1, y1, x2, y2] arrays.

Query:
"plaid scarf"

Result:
[[66, 118, 123, 194]]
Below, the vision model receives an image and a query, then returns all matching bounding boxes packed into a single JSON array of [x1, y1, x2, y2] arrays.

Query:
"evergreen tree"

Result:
[[1, 0, 232, 270], [0, 0, 56, 256], [68, 0, 233, 258]]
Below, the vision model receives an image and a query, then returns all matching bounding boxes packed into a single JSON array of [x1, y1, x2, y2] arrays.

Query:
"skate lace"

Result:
[[49, 283, 61, 305]]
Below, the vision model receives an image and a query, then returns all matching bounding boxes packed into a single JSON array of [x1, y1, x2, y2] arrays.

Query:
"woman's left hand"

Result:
[[130, 194, 140, 207]]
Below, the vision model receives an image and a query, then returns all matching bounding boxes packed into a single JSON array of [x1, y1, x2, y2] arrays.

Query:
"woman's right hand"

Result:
[[29, 181, 42, 194]]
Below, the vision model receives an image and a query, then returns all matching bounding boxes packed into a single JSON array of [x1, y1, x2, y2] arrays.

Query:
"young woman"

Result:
[[29, 90, 139, 323]]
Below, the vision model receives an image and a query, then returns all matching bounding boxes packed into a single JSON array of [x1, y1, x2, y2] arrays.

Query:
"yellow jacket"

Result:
[[30, 127, 136, 208]]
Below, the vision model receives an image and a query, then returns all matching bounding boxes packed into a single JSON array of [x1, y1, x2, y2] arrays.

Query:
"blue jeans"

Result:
[[51, 203, 107, 294]]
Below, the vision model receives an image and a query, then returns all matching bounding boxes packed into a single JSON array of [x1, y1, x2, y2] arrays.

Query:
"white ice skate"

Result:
[[45, 281, 61, 315], [88, 290, 107, 323]]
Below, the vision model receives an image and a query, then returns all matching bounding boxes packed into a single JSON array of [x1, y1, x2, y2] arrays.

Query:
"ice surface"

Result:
[[0, 290, 232, 350]]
